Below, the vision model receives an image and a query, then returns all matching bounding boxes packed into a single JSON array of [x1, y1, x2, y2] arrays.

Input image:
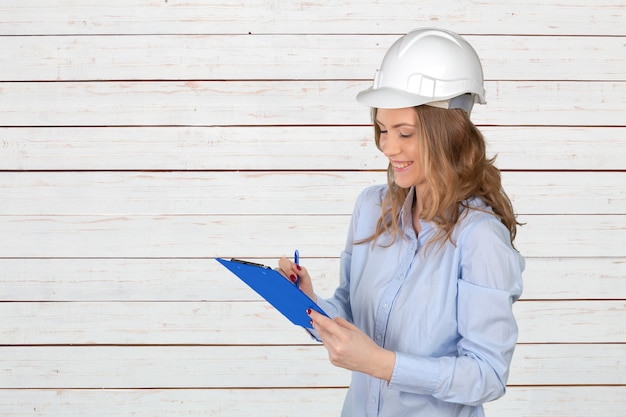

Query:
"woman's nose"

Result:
[[381, 135, 400, 157]]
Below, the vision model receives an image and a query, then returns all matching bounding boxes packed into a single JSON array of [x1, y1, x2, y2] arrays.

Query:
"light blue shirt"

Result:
[[316, 184, 524, 417]]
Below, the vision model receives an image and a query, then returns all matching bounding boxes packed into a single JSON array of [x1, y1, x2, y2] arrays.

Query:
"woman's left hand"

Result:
[[308, 309, 396, 383]]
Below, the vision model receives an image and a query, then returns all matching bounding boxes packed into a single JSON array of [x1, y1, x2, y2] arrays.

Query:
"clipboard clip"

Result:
[[230, 258, 272, 269]]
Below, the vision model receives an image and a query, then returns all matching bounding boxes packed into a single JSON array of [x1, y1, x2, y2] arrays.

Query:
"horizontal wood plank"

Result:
[[502, 172, 626, 215], [0, 388, 346, 417], [0, 345, 349, 389], [1, 126, 624, 171], [515, 301, 626, 343], [0, 0, 623, 36], [1, 257, 624, 302], [1, 386, 624, 417], [1, 35, 623, 81], [511, 344, 626, 385], [483, 126, 626, 171], [0, 125, 385, 170], [0, 214, 623, 258], [0, 300, 319, 345], [0, 301, 622, 345], [483, 386, 626, 416], [521, 257, 626, 300], [1, 171, 623, 215], [0, 344, 623, 388], [516, 214, 626, 257], [1, 81, 624, 127], [0, 171, 380, 216]]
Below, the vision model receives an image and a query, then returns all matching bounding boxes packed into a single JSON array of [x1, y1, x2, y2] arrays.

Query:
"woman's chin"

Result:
[[393, 179, 414, 189]]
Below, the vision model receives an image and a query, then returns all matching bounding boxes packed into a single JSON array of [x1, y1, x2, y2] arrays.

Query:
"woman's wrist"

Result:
[[368, 347, 396, 383]]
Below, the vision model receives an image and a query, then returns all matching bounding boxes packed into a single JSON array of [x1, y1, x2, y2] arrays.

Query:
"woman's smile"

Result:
[[390, 160, 414, 171]]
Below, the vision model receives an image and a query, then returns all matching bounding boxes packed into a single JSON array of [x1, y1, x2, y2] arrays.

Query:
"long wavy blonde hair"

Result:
[[362, 105, 519, 248]]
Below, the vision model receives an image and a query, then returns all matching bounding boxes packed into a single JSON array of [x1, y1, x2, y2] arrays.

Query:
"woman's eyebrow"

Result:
[[375, 120, 415, 128]]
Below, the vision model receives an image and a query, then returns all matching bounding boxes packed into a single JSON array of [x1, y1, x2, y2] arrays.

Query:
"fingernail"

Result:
[[296, 265, 302, 271], [290, 274, 297, 283], [307, 308, 312, 315]]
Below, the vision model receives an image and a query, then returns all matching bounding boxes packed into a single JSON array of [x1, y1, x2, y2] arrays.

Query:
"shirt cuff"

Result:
[[388, 352, 443, 395], [314, 296, 339, 318]]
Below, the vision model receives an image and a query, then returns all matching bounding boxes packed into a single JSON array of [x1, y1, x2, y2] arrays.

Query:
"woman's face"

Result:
[[376, 107, 425, 190]]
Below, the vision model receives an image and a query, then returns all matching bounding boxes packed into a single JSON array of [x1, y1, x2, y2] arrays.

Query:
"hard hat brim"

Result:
[[357, 86, 485, 110], [356, 87, 440, 109]]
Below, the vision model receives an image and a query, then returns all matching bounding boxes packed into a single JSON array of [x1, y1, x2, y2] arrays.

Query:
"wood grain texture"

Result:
[[1, 386, 624, 417], [1, 35, 623, 81], [0, 344, 623, 388], [2, 126, 624, 171], [1, 1, 624, 414], [1, 81, 624, 127], [0, 0, 623, 35], [0, 301, 623, 345], [0, 388, 347, 417], [0, 214, 623, 258], [1, 258, 625, 302], [1, 171, 624, 215]]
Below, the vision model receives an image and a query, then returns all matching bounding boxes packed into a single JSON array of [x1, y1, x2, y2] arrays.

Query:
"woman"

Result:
[[279, 28, 524, 417]]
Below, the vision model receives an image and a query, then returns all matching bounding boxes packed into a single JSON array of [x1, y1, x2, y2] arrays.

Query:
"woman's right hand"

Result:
[[277, 257, 317, 303]]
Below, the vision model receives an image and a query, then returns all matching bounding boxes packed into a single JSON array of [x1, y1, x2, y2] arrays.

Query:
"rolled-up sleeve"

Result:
[[389, 216, 524, 405]]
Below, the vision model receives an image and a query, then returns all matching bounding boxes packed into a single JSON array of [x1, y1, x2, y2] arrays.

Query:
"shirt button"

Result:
[[383, 303, 388, 310], [375, 334, 382, 341]]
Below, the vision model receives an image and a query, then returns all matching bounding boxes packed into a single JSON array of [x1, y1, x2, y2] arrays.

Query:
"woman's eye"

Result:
[[379, 130, 388, 134], [400, 132, 413, 138]]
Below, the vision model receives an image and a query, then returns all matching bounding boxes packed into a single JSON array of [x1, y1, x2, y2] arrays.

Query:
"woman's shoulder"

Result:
[[455, 197, 511, 244], [348, 184, 388, 235]]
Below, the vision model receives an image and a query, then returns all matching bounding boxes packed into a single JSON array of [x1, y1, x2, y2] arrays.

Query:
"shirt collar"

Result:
[[399, 187, 415, 229], [399, 189, 489, 240], [399, 187, 434, 240]]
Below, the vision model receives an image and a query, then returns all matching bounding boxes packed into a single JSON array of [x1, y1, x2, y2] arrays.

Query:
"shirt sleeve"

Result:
[[388, 216, 524, 406]]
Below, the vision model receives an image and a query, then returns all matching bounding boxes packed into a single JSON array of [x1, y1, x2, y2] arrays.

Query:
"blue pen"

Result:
[[294, 249, 300, 287]]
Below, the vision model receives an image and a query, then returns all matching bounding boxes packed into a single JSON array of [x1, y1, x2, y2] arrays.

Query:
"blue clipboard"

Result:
[[216, 258, 328, 329]]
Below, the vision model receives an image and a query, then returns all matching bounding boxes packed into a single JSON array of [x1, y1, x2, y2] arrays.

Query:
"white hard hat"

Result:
[[356, 28, 486, 115]]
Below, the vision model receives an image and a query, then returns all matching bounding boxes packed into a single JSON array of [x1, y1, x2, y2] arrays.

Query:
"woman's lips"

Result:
[[391, 161, 413, 171]]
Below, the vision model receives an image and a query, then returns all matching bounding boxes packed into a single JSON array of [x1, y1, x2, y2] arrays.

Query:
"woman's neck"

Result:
[[412, 188, 424, 234]]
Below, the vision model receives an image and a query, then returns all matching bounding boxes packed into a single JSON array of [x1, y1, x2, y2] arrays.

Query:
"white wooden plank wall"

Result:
[[0, 1, 624, 416]]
